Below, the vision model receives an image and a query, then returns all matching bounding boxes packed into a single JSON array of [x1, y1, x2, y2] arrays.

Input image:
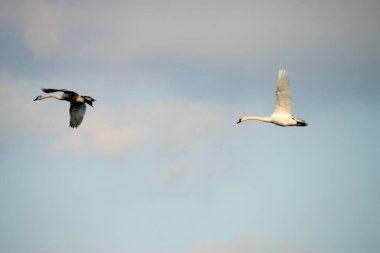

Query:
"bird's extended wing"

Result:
[[273, 69, 292, 115], [42, 88, 67, 93], [42, 88, 79, 97], [69, 102, 86, 128]]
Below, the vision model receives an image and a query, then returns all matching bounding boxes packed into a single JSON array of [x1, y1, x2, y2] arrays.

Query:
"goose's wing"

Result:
[[69, 102, 86, 128], [273, 69, 292, 115], [42, 88, 79, 96]]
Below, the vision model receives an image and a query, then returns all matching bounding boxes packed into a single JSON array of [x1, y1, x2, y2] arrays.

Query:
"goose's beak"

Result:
[[237, 118, 242, 124], [33, 97, 38, 101]]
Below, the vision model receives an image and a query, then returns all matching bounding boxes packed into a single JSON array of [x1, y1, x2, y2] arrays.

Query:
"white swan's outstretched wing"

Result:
[[69, 102, 86, 128], [273, 69, 292, 115]]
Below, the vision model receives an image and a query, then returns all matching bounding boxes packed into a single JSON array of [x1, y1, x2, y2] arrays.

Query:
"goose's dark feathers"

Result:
[[42, 88, 79, 97], [42, 88, 66, 93], [69, 102, 86, 128]]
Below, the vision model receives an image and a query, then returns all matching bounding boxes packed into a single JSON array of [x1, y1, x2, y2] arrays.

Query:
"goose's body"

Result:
[[237, 69, 307, 127], [34, 88, 95, 128]]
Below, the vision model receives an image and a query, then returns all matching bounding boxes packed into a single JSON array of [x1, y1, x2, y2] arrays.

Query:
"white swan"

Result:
[[34, 88, 96, 128], [237, 69, 307, 127]]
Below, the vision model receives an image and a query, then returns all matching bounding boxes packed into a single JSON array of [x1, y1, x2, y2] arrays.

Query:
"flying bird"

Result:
[[34, 88, 96, 128], [237, 69, 307, 127]]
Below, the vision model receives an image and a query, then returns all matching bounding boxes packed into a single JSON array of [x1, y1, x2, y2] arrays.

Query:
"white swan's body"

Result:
[[34, 88, 95, 128], [237, 69, 307, 127]]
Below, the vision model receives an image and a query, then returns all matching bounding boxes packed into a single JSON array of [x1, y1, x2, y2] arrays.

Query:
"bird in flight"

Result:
[[34, 88, 96, 128], [237, 69, 307, 127]]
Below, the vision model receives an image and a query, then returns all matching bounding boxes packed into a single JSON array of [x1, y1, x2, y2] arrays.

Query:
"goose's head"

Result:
[[83, 96, 96, 107], [33, 95, 43, 101], [237, 117, 246, 124]]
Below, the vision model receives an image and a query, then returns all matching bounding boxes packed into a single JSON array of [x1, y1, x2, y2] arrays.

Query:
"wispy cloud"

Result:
[[21, 1, 61, 57], [186, 235, 255, 253], [2, 0, 378, 65], [0, 75, 55, 131], [52, 98, 235, 157], [0, 76, 148, 155], [0, 0, 61, 57], [0, 75, 237, 158], [185, 235, 307, 253], [50, 107, 149, 156]]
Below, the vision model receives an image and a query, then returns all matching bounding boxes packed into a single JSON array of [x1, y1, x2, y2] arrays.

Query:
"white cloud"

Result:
[[185, 235, 307, 253], [2, 0, 378, 64], [186, 236, 255, 253], [0, 75, 57, 131], [50, 107, 149, 156], [0, 0, 61, 57], [51, 98, 234, 157], [21, 1, 61, 57], [0, 76, 148, 155], [0, 75, 237, 158]]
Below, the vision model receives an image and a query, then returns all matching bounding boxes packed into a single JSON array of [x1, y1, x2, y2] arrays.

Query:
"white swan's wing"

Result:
[[273, 69, 292, 115], [69, 103, 86, 128]]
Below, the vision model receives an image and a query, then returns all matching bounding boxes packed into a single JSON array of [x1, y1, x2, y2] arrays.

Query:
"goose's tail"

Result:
[[294, 118, 308, 127]]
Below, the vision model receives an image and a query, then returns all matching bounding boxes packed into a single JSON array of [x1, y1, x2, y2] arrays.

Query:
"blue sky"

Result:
[[1, 0, 379, 253]]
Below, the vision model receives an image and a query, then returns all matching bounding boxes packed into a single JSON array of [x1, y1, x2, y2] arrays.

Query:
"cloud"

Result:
[[2, 0, 379, 65], [0, 76, 148, 156], [50, 107, 149, 156], [21, 1, 61, 57], [0, 75, 53, 131], [0, 75, 237, 158], [185, 235, 307, 253], [51, 98, 235, 157], [0, 0, 61, 57], [186, 236, 255, 253]]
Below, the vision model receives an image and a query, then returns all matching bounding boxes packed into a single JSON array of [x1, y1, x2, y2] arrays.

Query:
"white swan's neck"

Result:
[[240, 116, 272, 123]]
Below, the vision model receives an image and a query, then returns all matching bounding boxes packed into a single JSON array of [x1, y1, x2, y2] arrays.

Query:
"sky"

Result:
[[0, 0, 379, 252]]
